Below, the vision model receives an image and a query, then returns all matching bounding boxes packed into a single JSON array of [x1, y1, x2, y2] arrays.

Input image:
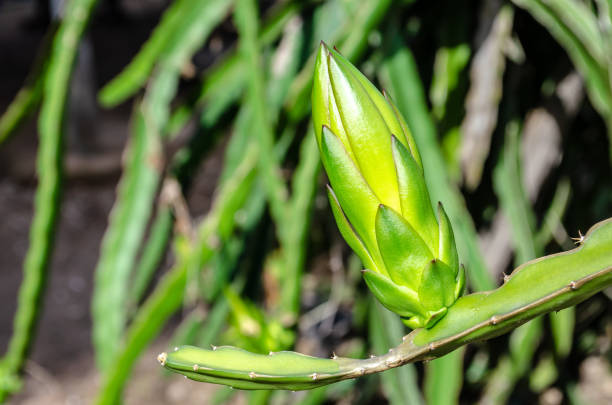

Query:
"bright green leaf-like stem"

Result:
[[160, 218, 612, 390]]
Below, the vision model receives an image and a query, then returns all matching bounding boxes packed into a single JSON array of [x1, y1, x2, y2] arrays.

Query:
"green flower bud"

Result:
[[312, 42, 465, 328]]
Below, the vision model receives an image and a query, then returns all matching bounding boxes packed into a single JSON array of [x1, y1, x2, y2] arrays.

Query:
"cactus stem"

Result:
[[385, 359, 394, 367], [159, 219, 612, 391]]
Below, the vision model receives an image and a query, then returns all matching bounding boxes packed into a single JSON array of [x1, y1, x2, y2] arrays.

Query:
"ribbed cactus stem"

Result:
[[160, 218, 612, 390]]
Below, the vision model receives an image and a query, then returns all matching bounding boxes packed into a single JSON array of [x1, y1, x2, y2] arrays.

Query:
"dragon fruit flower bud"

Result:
[[312, 42, 465, 328]]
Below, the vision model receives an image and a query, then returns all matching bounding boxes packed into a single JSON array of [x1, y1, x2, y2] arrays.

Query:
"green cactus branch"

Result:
[[159, 40, 612, 393], [159, 217, 612, 390]]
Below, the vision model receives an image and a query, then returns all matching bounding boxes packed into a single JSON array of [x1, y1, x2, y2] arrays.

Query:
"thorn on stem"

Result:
[[572, 230, 585, 245], [157, 352, 167, 366]]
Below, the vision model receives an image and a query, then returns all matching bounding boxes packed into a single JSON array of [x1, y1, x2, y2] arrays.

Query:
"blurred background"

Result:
[[0, 0, 611, 404]]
